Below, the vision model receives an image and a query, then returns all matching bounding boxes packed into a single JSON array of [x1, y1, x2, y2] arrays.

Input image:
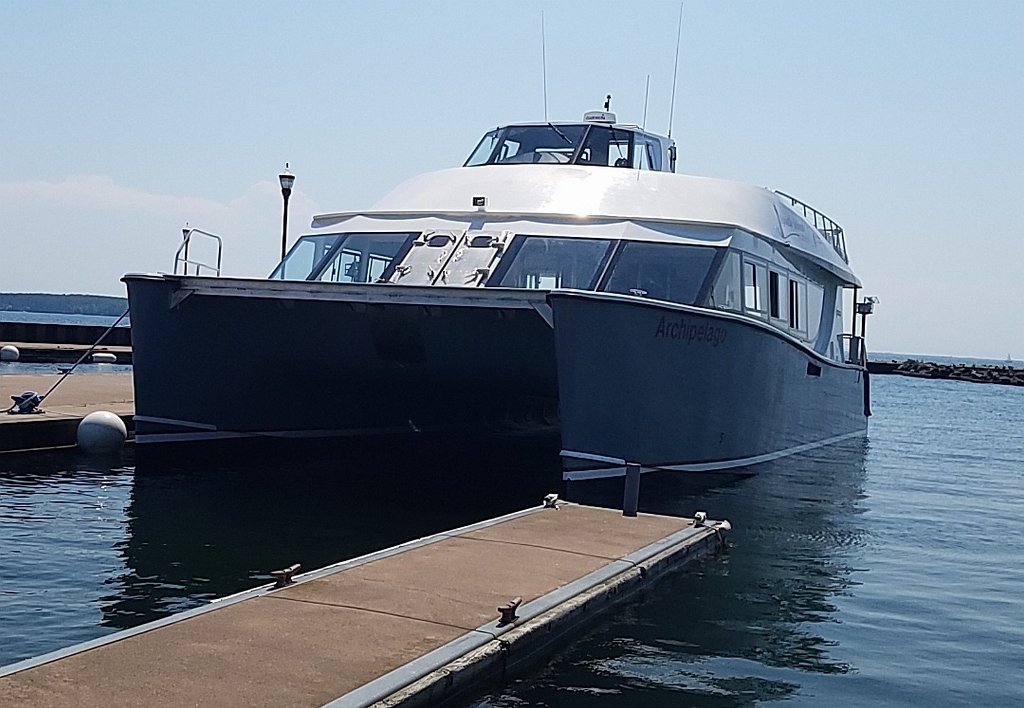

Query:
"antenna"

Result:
[[541, 11, 549, 121], [667, 3, 684, 138], [642, 74, 651, 130], [604, 94, 612, 111]]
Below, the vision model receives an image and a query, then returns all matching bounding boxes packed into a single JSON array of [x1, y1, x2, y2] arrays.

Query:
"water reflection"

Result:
[[101, 435, 563, 629], [473, 438, 869, 706]]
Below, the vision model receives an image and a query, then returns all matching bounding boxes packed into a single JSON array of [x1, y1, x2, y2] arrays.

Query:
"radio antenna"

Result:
[[541, 11, 549, 121], [667, 3, 684, 138], [642, 74, 651, 130]]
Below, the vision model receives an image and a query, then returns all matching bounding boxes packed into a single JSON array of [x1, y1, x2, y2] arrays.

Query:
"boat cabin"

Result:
[[464, 111, 676, 172]]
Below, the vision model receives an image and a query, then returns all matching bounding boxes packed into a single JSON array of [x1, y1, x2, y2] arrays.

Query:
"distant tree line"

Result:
[[0, 293, 129, 317]]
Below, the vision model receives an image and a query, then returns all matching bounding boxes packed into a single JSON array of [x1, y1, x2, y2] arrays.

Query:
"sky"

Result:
[[1, 1, 1021, 359]]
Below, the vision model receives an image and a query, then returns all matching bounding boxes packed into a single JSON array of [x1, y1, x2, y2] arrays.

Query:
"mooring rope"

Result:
[[4, 308, 130, 413]]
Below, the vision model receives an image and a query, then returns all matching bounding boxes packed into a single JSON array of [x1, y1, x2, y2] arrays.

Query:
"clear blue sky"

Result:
[[2, 1, 1021, 358]]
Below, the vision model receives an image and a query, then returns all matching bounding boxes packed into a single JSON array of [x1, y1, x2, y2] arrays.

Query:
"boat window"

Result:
[[491, 236, 612, 290], [465, 129, 500, 166], [601, 243, 717, 304], [769, 270, 789, 322], [270, 234, 342, 280], [577, 126, 634, 167], [640, 136, 663, 171], [314, 233, 415, 284], [789, 278, 807, 332], [807, 282, 824, 341], [743, 259, 768, 316], [710, 251, 742, 311], [466, 125, 588, 166]]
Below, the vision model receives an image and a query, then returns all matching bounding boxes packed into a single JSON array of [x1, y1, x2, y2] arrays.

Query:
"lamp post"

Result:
[[278, 164, 295, 261]]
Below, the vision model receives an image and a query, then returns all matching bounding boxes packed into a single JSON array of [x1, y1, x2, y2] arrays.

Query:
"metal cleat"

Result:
[[271, 563, 301, 588], [497, 596, 522, 626], [542, 493, 561, 509], [9, 391, 44, 414]]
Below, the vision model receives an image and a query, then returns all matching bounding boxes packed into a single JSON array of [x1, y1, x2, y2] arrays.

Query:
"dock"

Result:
[[0, 373, 134, 452], [0, 502, 729, 707]]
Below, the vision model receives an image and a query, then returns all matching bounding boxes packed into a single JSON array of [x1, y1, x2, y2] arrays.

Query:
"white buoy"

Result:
[[90, 351, 117, 364], [0, 345, 19, 362], [77, 411, 127, 453]]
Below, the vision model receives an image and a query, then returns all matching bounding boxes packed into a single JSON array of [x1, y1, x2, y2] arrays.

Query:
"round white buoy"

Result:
[[0, 345, 19, 362], [77, 411, 127, 453], [90, 351, 117, 364]]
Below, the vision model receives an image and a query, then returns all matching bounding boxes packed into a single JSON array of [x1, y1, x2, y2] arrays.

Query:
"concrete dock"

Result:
[[0, 502, 729, 707], [0, 373, 134, 452]]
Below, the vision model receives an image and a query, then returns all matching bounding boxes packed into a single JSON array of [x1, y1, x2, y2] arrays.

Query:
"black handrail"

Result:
[[775, 191, 848, 264]]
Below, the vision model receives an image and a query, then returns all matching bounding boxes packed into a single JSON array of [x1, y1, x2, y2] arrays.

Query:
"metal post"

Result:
[[280, 189, 291, 261], [851, 286, 859, 338], [279, 165, 295, 262], [623, 463, 641, 517]]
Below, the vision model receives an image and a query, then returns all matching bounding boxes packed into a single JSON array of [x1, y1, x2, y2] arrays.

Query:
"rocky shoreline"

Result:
[[868, 359, 1024, 387]]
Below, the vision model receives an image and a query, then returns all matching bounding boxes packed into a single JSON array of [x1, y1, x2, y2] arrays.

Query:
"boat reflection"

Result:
[[474, 438, 869, 706], [99, 436, 561, 629]]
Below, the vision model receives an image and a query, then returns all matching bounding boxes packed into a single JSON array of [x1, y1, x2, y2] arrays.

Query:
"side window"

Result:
[[807, 282, 824, 341], [743, 259, 767, 316], [632, 141, 653, 170], [789, 278, 807, 333], [270, 234, 341, 280], [769, 270, 789, 323], [711, 251, 741, 311]]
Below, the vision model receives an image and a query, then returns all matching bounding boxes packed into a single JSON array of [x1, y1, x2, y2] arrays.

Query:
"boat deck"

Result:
[[0, 373, 134, 452], [0, 503, 728, 707]]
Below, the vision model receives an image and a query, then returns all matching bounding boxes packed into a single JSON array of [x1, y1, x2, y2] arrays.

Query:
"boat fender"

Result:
[[77, 411, 127, 453], [0, 345, 19, 362]]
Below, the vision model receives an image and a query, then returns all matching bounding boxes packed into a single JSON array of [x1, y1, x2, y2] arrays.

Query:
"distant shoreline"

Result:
[[0, 293, 127, 318]]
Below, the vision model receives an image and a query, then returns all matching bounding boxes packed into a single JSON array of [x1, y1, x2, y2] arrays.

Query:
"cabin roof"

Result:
[[312, 164, 859, 285]]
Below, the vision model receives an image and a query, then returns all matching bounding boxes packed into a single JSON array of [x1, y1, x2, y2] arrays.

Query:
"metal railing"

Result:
[[775, 191, 849, 264], [838, 334, 867, 366], [174, 228, 223, 276]]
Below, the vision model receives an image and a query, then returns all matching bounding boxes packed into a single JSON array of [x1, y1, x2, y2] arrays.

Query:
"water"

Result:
[[0, 311, 128, 327], [1, 376, 1022, 706]]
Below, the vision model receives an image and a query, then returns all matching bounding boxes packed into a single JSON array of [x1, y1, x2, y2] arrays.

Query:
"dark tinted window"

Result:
[[603, 243, 718, 304], [494, 237, 612, 289]]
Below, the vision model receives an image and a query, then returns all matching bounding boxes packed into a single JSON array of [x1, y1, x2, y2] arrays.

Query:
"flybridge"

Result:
[[464, 111, 677, 173]]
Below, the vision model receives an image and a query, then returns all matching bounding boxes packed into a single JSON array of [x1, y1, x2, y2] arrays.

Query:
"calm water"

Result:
[[0, 311, 128, 327], [1, 375, 1022, 706]]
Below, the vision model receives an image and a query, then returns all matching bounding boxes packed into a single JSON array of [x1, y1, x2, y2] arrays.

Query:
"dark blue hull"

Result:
[[548, 292, 869, 480], [124, 275, 557, 444]]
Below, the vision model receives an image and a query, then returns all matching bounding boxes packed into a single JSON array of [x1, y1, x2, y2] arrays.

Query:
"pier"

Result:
[[0, 502, 729, 707], [0, 373, 133, 452]]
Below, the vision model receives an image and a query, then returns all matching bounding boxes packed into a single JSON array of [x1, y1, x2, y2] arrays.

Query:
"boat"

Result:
[[123, 108, 871, 479]]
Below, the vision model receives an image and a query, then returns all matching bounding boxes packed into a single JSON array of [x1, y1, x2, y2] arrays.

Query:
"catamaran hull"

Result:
[[124, 275, 557, 444], [548, 292, 869, 480]]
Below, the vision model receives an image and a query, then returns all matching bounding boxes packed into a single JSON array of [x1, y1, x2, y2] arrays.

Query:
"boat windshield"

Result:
[[270, 234, 339, 280], [465, 125, 588, 166], [487, 236, 613, 289], [270, 232, 415, 282], [601, 243, 719, 305]]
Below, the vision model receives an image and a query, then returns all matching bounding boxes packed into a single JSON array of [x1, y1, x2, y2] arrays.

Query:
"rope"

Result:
[[38, 308, 131, 404]]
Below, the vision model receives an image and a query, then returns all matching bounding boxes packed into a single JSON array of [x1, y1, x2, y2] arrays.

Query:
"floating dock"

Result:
[[0, 373, 134, 452], [0, 502, 729, 707]]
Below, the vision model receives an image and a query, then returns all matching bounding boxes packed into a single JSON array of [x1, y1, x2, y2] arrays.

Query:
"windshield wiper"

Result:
[[547, 123, 574, 146]]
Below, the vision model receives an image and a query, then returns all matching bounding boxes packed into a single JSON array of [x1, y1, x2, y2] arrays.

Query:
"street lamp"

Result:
[[278, 164, 295, 261]]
